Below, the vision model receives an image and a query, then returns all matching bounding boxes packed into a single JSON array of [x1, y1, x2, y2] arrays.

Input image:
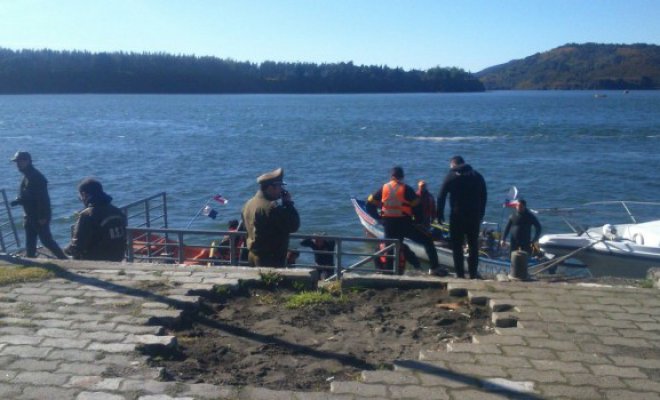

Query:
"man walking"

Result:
[[9, 151, 67, 259], [241, 168, 300, 267], [368, 166, 445, 276], [437, 156, 487, 279]]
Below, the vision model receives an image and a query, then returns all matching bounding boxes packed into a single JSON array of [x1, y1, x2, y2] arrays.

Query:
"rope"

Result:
[[530, 239, 603, 275]]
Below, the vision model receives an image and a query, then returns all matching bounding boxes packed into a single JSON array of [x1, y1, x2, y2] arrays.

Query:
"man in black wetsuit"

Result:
[[437, 156, 487, 279], [10, 151, 67, 259], [501, 199, 542, 254]]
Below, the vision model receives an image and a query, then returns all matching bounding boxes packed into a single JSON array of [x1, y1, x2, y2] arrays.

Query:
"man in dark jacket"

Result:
[[437, 156, 488, 279], [10, 151, 67, 259], [241, 168, 300, 267], [64, 178, 127, 261], [501, 199, 542, 254]]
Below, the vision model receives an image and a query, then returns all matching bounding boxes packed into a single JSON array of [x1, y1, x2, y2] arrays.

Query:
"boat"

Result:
[[538, 201, 660, 278], [352, 197, 541, 279]]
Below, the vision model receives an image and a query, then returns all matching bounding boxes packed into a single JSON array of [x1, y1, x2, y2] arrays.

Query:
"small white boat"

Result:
[[538, 201, 660, 278]]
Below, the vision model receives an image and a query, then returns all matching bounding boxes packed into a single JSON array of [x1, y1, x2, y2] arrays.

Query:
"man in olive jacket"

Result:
[[64, 178, 127, 261], [241, 168, 300, 267], [10, 151, 67, 259]]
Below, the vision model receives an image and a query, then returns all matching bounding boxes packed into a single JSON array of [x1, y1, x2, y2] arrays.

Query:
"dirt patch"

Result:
[[151, 283, 492, 391]]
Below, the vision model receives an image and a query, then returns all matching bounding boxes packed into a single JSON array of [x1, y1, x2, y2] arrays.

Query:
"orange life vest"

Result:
[[381, 181, 412, 218]]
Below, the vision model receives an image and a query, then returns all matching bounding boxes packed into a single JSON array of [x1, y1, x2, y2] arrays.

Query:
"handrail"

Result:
[[120, 192, 168, 229], [0, 189, 21, 253], [126, 226, 401, 278]]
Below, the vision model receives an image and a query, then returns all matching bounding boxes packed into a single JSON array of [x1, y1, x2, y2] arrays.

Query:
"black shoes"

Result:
[[428, 268, 449, 277]]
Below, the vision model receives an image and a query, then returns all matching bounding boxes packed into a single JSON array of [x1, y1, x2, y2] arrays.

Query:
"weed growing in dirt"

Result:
[[322, 280, 342, 296], [259, 270, 284, 289], [213, 285, 232, 298], [285, 290, 345, 309], [292, 280, 306, 292]]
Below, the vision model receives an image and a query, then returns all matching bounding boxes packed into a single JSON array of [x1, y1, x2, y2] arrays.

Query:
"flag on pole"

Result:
[[502, 186, 520, 208], [212, 194, 229, 205], [202, 205, 218, 219]]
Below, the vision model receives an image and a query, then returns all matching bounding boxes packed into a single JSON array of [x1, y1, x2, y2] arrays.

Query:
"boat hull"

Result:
[[351, 198, 512, 278], [540, 235, 660, 278]]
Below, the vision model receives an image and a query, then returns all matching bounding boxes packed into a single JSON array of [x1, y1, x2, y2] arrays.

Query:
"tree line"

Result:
[[0, 48, 485, 94]]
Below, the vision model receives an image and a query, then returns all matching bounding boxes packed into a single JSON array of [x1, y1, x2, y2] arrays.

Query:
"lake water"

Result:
[[1, 91, 659, 245]]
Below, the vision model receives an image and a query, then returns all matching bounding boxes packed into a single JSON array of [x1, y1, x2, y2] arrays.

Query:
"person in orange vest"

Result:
[[367, 166, 446, 276], [416, 180, 436, 229]]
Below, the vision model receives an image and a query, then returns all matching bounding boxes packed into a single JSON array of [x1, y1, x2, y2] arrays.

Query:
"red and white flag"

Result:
[[212, 194, 228, 205]]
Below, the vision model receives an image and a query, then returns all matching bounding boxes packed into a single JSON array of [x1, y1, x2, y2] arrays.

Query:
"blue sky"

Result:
[[1, 0, 658, 72]]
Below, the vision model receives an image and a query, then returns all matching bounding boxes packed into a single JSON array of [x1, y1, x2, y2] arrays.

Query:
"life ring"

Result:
[[632, 233, 644, 245]]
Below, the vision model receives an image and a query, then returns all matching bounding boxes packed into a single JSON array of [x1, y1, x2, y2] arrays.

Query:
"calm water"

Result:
[[1, 91, 659, 244]]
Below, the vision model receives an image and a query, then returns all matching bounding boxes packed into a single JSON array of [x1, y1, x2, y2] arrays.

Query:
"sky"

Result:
[[1, 0, 659, 72]]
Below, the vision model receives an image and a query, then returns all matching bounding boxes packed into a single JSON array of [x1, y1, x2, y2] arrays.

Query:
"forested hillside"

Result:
[[477, 43, 660, 90], [0, 48, 484, 94]]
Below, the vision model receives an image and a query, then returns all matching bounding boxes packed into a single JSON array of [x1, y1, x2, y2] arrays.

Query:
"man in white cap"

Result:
[[241, 168, 300, 267], [10, 151, 67, 259]]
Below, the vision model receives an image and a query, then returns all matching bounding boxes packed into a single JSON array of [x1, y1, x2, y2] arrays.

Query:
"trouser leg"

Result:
[[248, 251, 286, 268], [36, 223, 67, 259], [24, 220, 38, 258], [383, 218, 404, 271], [465, 220, 480, 279], [449, 220, 466, 278], [402, 245, 420, 269], [403, 223, 439, 270]]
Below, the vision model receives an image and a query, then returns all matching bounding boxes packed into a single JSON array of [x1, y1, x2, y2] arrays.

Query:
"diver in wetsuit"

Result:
[[501, 199, 542, 254]]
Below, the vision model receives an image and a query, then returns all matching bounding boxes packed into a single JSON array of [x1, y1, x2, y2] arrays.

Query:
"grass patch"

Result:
[[285, 290, 345, 309], [0, 265, 54, 286], [638, 279, 655, 289]]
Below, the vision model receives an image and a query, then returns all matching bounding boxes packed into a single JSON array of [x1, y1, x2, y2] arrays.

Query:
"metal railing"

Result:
[[120, 192, 168, 230], [126, 226, 402, 279], [0, 189, 21, 254]]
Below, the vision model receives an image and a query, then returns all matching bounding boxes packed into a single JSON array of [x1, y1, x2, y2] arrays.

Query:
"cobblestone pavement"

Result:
[[1, 258, 659, 399]]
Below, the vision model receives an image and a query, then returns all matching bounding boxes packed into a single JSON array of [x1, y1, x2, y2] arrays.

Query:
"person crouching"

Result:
[[65, 178, 127, 261]]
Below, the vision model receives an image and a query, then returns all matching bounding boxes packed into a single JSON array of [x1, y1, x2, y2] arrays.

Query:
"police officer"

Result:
[[241, 168, 300, 267], [10, 151, 67, 259], [64, 178, 127, 261]]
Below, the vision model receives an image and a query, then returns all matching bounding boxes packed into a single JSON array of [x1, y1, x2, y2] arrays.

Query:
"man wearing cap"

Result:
[[9, 151, 67, 259], [241, 168, 300, 267], [367, 166, 445, 276], [64, 178, 127, 261]]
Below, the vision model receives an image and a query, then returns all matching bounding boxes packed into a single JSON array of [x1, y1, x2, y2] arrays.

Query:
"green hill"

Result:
[[476, 43, 660, 90]]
